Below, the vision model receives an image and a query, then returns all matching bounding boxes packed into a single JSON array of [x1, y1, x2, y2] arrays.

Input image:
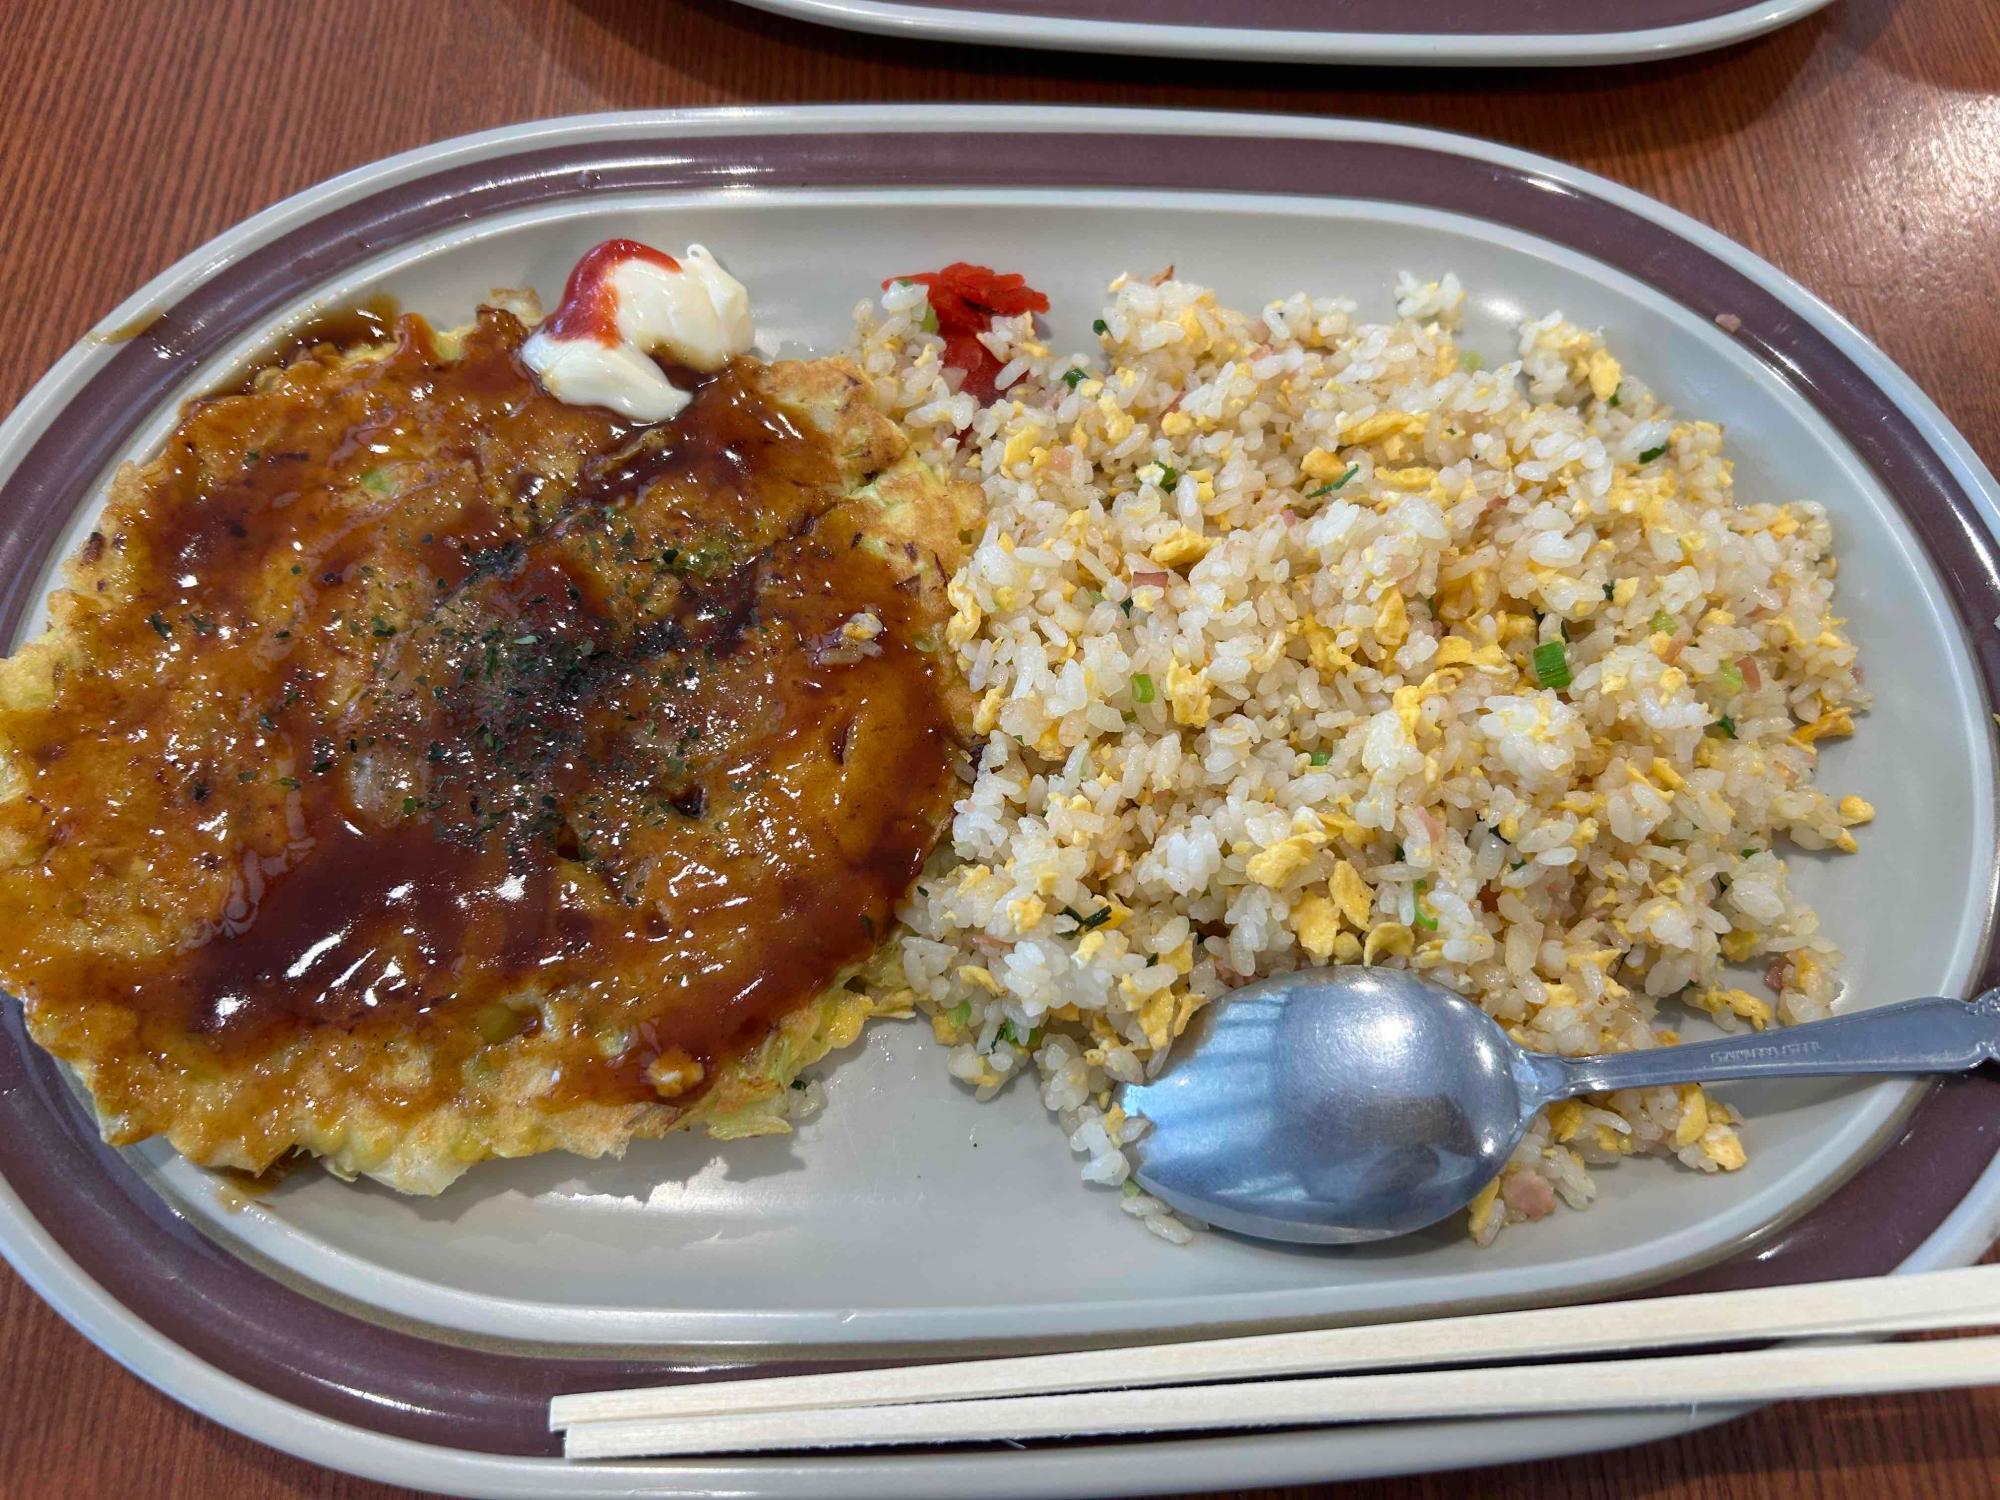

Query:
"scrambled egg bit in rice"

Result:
[[852, 268, 1869, 1244]]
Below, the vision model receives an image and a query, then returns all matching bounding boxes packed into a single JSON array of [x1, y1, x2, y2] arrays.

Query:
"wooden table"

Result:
[[2, 0, 1996, 1495]]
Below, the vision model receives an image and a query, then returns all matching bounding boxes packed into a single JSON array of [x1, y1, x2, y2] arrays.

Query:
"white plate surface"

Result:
[[727, 0, 1837, 65]]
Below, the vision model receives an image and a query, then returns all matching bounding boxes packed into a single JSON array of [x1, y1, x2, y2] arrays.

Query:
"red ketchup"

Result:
[[883, 263, 1050, 404], [542, 240, 684, 345]]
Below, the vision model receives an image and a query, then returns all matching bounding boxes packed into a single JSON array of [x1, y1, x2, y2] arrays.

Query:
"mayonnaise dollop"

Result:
[[521, 242, 754, 423]]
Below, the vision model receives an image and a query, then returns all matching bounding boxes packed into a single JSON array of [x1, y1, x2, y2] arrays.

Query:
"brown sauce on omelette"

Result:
[[0, 307, 969, 1142]]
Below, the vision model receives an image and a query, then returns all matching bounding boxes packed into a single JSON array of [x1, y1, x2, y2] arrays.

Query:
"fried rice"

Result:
[[849, 269, 1871, 1245]]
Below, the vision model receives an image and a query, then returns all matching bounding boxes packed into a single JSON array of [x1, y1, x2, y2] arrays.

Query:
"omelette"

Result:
[[0, 277, 982, 1192]]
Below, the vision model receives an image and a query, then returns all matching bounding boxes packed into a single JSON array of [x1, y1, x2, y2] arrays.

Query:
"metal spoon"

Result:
[[1117, 966, 2000, 1245]]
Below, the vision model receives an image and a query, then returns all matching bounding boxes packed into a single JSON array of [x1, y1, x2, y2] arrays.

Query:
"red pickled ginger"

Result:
[[884, 263, 1050, 404]]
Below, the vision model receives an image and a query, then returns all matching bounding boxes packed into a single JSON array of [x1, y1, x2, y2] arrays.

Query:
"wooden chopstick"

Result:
[[551, 1261, 2000, 1430], [562, 1331, 2000, 1459]]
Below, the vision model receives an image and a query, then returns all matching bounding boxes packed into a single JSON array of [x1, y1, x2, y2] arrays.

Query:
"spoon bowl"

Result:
[[1118, 966, 2000, 1246], [1120, 967, 1550, 1243]]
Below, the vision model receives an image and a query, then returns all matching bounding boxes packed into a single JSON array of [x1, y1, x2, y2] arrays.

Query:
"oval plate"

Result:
[[1, 106, 1997, 1497], [726, 0, 1837, 66]]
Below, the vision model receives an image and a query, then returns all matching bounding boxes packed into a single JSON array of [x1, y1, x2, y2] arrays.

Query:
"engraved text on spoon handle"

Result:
[[1534, 991, 2000, 1101]]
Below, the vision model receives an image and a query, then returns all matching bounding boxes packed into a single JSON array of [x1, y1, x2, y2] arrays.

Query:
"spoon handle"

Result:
[[1534, 990, 2000, 1101]]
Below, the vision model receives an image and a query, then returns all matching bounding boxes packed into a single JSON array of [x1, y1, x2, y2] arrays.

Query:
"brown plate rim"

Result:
[[853, 0, 1799, 37]]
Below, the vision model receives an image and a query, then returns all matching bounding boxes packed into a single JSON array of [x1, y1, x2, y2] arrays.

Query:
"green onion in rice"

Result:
[[1413, 881, 1440, 931], [1306, 464, 1359, 498], [1531, 639, 1572, 690]]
